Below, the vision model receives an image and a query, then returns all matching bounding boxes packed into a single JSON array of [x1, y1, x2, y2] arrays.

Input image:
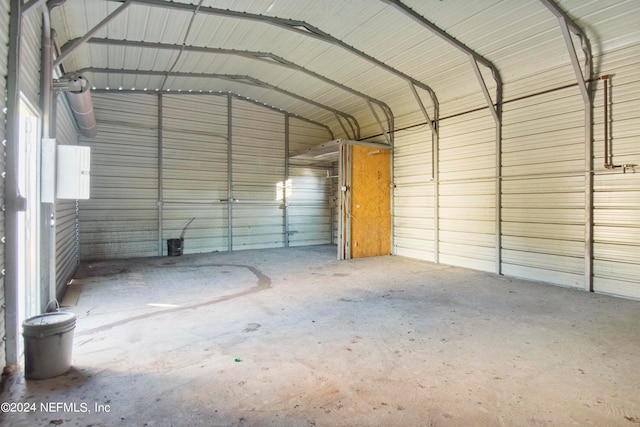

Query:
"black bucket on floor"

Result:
[[167, 238, 183, 256]]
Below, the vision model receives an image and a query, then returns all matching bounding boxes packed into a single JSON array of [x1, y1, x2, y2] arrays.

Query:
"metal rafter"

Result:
[[379, 0, 502, 115], [21, 0, 46, 14], [101, 0, 440, 141], [381, 0, 503, 272], [367, 100, 390, 145], [85, 37, 391, 138], [78, 67, 360, 139], [539, 0, 594, 292], [539, 0, 592, 101], [53, 0, 134, 67]]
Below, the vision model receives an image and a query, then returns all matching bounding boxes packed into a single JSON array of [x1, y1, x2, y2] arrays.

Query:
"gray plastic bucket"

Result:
[[22, 312, 76, 380]]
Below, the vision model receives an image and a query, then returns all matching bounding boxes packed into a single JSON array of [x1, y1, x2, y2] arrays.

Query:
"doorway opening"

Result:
[[17, 96, 41, 348]]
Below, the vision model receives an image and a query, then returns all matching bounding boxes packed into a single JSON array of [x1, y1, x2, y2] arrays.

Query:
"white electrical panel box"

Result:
[[57, 145, 91, 200]]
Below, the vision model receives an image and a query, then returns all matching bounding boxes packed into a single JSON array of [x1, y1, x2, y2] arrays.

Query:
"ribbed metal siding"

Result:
[[438, 109, 496, 272], [502, 82, 586, 288], [231, 99, 286, 249], [55, 97, 80, 295], [288, 166, 332, 246], [593, 43, 640, 299], [20, 10, 41, 107], [288, 117, 331, 153], [78, 94, 338, 260], [0, 0, 9, 371], [393, 127, 436, 261], [79, 93, 159, 260], [288, 117, 333, 247], [162, 95, 229, 253]]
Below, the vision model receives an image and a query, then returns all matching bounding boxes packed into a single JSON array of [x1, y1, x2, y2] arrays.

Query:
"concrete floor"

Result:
[[2, 245, 640, 427]]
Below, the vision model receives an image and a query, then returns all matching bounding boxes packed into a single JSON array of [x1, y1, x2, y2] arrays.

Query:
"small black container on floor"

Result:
[[167, 238, 183, 256]]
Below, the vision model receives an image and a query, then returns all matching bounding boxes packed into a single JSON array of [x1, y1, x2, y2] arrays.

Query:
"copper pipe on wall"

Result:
[[602, 75, 611, 169]]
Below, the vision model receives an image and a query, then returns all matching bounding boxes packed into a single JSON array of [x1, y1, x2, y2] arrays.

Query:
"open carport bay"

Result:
[[2, 246, 639, 426]]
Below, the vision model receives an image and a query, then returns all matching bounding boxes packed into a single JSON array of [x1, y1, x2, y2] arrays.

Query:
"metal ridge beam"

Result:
[[85, 37, 392, 136], [79, 67, 360, 139]]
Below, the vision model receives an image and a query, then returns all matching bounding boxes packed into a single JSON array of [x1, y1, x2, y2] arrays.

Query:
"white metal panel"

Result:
[[288, 117, 332, 153], [592, 42, 640, 299], [162, 94, 229, 254], [20, 10, 42, 107], [288, 117, 334, 247], [561, 0, 640, 54], [438, 108, 496, 272], [0, 0, 8, 372], [393, 127, 435, 261], [287, 166, 332, 247], [231, 98, 286, 249], [79, 93, 159, 260], [55, 98, 82, 297], [501, 84, 585, 288]]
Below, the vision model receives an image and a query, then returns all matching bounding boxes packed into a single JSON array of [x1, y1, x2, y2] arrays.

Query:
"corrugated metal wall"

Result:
[[438, 109, 497, 272], [502, 79, 586, 289], [162, 95, 229, 254], [0, 0, 9, 371], [288, 117, 333, 247], [392, 43, 640, 299], [55, 96, 81, 296], [20, 10, 41, 108], [79, 93, 159, 260], [287, 166, 333, 246], [593, 42, 640, 300], [80, 94, 333, 260], [393, 127, 435, 261], [231, 99, 286, 250]]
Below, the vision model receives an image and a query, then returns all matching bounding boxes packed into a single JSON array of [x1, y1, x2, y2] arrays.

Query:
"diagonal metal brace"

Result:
[[54, 0, 134, 68]]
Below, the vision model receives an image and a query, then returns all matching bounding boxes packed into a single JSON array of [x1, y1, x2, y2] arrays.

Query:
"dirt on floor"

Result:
[[1, 245, 640, 426]]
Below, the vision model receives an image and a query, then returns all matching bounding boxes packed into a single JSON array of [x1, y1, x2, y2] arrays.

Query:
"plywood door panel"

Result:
[[350, 145, 391, 258]]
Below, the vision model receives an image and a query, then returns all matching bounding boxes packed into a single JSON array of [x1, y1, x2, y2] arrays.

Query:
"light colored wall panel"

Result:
[[288, 117, 332, 153], [501, 83, 586, 288], [288, 117, 334, 247], [231, 98, 286, 250], [592, 43, 640, 299], [20, 10, 41, 107], [438, 107, 496, 272], [79, 93, 159, 260], [393, 127, 435, 261], [55, 96, 81, 297], [161, 95, 229, 254], [78, 94, 335, 260], [288, 166, 332, 246]]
